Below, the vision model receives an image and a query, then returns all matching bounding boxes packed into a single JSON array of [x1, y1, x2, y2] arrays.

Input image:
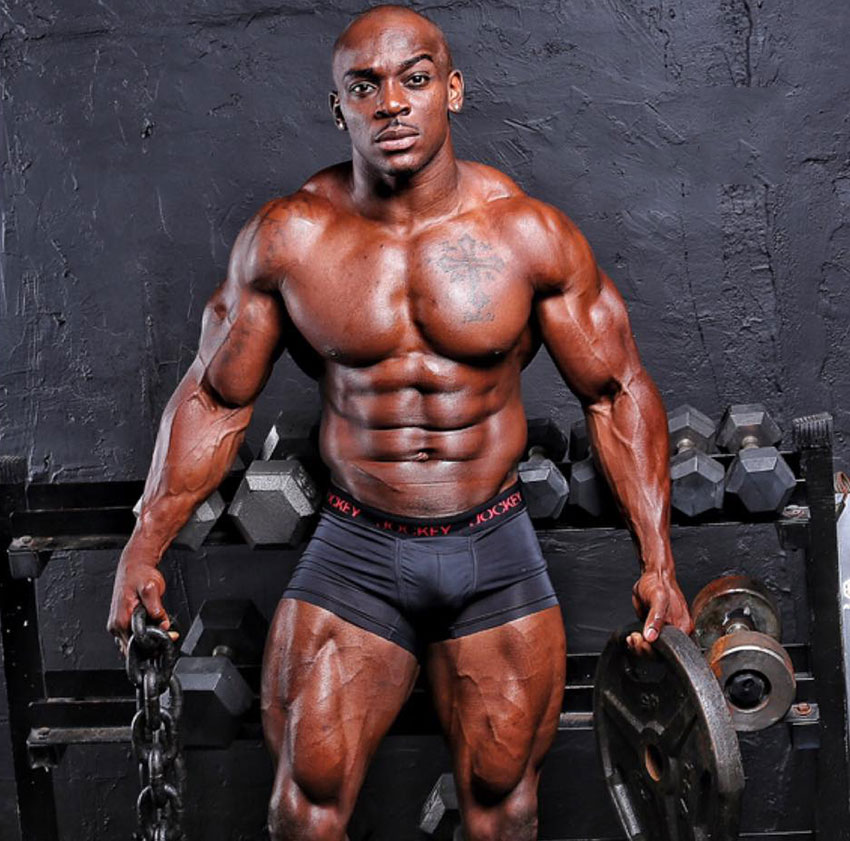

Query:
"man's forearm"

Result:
[[584, 368, 673, 574], [126, 366, 253, 566]]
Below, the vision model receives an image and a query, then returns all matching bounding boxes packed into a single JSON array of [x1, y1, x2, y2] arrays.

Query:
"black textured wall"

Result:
[[1, 1, 848, 840], [1, 0, 848, 476]]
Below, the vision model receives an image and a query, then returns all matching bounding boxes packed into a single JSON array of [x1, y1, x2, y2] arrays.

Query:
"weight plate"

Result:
[[692, 575, 781, 650], [594, 625, 744, 841]]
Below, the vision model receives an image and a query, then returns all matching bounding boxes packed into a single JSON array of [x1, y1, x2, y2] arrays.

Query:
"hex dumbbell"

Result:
[[518, 418, 570, 520], [229, 440, 255, 474], [228, 417, 323, 547], [133, 492, 226, 552], [132, 440, 254, 551], [419, 773, 462, 841], [568, 417, 589, 463], [173, 599, 268, 748], [668, 404, 725, 518], [716, 404, 796, 513], [567, 418, 615, 517]]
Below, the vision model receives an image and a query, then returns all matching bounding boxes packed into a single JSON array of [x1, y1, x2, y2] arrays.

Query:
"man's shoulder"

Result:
[[229, 170, 348, 289], [460, 161, 580, 236], [254, 166, 347, 231], [459, 166, 595, 290], [298, 161, 356, 210], [459, 160, 524, 202], [238, 166, 349, 258], [462, 161, 564, 229]]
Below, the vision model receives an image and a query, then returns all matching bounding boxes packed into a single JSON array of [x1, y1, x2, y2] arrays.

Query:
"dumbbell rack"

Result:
[[0, 414, 848, 841]]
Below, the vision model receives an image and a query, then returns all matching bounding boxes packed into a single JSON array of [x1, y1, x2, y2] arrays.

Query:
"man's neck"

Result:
[[349, 136, 462, 226]]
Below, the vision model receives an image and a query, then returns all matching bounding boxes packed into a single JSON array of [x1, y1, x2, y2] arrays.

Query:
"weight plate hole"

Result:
[[644, 743, 665, 782], [724, 670, 771, 711]]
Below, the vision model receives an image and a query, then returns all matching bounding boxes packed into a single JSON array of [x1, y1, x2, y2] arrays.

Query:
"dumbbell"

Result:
[[716, 404, 796, 513], [419, 773, 462, 841], [229, 440, 255, 473], [567, 418, 615, 517], [518, 418, 569, 519], [228, 417, 323, 547], [133, 491, 226, 552], [568, 417, 589, 463], [132, 440, 254, 551], [692, 575, 795, 731], [172, 598, 268, 748], [668, 405, 725, 518]]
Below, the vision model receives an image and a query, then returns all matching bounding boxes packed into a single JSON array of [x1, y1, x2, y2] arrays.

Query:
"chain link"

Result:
[[127, 605, 186, 841]]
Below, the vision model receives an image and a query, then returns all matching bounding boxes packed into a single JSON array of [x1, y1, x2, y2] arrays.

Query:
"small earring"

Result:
[[336, 119, 347, 131]]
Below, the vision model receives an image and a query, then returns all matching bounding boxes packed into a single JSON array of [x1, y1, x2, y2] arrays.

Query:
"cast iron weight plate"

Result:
[[593, 625, 745, 841]]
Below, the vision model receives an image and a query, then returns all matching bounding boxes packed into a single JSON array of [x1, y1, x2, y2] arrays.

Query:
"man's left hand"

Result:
[[627, 568, 693, 656]]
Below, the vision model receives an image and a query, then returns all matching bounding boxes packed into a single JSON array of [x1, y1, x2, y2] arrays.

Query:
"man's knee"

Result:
[[267, 776, 347, 841], [462, 783, 538, 841], [469, 745, 529, 803]]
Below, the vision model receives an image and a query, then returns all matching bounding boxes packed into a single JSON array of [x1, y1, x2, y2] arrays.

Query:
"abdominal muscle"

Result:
[[317, 357, 529, 517]]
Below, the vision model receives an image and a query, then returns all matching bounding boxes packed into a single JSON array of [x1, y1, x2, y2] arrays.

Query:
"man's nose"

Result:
[[375, 81, 410, 119]]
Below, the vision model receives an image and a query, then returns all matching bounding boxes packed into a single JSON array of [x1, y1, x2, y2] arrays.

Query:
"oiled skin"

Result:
[[108, 6, 693, 840], [244, 167, 551, 514]]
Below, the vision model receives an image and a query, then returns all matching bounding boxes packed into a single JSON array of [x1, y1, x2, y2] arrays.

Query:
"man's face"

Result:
[[331, 16, 463, 177]]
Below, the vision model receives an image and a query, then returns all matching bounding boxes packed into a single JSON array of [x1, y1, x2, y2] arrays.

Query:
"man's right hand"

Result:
[[107, 559, 176, 657]]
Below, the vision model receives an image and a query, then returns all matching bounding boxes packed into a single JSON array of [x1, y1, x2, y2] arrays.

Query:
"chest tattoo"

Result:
[[432, 234, 504, 323]]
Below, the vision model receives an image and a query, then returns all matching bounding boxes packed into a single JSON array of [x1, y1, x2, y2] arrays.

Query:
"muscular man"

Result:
[[108, 6, 693, 840]]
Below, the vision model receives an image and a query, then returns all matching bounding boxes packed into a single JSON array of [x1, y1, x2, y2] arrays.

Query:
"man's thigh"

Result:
[[261, 597, 419, 808], [426, 606, 566, 800]]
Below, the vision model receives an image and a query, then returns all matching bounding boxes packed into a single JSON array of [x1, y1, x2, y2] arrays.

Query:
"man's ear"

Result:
[[329, 92, 347, 131], [447, 69, 464, 114]]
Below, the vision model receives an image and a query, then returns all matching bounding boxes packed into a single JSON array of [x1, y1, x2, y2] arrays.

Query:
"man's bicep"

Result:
[[196, 275, 286, 408], [535, 269, 642, 406], [195, 199, 294, 407]]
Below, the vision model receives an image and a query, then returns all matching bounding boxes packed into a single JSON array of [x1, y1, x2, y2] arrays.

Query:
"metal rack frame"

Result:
[[0, 414, 848, 840]]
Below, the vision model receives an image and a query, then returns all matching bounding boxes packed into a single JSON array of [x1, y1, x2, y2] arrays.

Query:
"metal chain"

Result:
[[127, 605, 186, 841]]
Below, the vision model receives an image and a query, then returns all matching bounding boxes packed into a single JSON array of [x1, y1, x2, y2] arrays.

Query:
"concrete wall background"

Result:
[[1, 0, 848, 477], [0, 1, 848, 839]]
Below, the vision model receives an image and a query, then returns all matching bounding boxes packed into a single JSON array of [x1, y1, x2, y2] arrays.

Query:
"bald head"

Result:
[[328, 3, 464, 177], [332, 5, 454, 83]]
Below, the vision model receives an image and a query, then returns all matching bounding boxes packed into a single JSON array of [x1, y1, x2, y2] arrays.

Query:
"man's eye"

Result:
[[350, 82, 374, 95], [408, 73, 430, 86]]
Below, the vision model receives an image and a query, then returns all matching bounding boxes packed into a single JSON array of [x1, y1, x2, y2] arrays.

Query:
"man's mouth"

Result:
[[375, 125, 418, 151]]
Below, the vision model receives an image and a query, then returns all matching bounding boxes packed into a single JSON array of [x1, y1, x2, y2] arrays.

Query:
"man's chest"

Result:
[[280, 217, 534, 364]]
